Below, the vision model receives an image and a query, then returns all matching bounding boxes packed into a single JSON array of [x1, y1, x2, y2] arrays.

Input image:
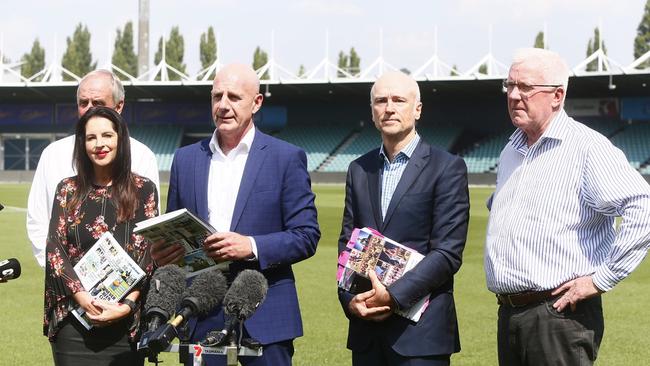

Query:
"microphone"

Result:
[[0, 258, 21, 281], [143, 265, 187, 332], [147, 269, 227, 353], [224, 269, 268, 321], [200, 270, 268, 348], [138, 265, 186, 357]]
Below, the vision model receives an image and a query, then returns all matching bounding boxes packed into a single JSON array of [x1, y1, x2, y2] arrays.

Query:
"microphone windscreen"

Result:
[[224, 269, 268, 320], [144, 265, 187, 317], [182, 269, 227, 317], [0, 258, 21, 280]]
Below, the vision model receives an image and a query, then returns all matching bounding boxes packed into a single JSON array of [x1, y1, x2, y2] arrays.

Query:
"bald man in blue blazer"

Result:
[[153, 64, 320, 366], [338, 71, 470, 366]]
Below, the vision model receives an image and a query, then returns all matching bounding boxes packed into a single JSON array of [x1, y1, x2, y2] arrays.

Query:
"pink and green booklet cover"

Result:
[[337, 227, 429, 322]]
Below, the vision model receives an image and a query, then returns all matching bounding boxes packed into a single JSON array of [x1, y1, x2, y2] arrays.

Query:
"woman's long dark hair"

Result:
[[69, 106, 138, 223]]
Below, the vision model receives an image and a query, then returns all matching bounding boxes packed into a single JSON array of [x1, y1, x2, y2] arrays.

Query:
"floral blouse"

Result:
[[43, 175, 158, 341]]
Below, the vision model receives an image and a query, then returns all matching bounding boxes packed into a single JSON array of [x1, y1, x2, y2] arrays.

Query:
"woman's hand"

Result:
[[72, 291, 102, 316], [85, 299, 131, 327]]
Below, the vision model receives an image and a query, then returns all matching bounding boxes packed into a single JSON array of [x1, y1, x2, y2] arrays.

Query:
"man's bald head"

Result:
[[213, 63, 260, 96], [370, 71, 421, 104]]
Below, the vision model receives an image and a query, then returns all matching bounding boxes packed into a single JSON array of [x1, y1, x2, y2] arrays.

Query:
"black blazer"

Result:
[[338, 139, 470, 357]]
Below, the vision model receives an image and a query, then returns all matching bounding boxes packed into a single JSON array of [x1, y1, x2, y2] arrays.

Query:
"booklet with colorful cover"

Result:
[[71, 231, 146, 330], [134, 208, 229, 278], [337, 227, 429, 322]]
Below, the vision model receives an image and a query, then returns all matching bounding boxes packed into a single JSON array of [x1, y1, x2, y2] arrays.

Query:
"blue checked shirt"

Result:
[[379, 134, 420, 220], [485, 110, 650, 294]]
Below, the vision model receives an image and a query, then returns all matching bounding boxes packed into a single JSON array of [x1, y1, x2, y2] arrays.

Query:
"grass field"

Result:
[[0, 183, 648, 365]]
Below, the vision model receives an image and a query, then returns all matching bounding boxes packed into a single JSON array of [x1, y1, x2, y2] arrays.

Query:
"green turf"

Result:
[[1, 183, 648, 365]]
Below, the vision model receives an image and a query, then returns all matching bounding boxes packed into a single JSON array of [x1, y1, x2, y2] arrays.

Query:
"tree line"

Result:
[[15, 1, 650, 80]]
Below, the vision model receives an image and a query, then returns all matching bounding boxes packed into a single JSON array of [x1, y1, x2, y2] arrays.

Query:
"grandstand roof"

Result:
[[1, 74, 649, 104]]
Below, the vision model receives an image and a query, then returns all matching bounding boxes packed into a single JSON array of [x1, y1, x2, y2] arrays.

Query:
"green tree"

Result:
[[634, 0, 650, 69], [349, 47, 361, 76], [297, 64, 306, 77], [154, 27, 187, 80], [252, 46, 269, 80], [450, 64, 460, 76], [337, 51, 349, 77], [478, 63, 488, 74], [112, 21, 137, 77], [586, 27, 607, 71], [200, 26, 217, 77], [61, 23, 96, 80], [534, 31, 545, 49], [21, 39, 45, 80]]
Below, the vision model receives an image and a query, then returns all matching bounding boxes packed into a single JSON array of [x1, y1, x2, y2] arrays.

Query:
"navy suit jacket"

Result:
[[338, 139, 469, 357], [167, 129, 320, 345]]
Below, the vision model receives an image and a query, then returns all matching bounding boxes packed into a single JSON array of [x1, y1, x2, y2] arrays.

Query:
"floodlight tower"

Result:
[[138, 0, 150, 77]]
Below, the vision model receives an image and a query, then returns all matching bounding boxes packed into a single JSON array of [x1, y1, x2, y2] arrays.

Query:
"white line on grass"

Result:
[[2, 206, 27, 212]]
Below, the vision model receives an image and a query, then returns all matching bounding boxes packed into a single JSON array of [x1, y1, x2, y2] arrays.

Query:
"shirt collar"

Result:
[[209, 127, 256, 156], [379, 133, 420, 162], [508, 109, 569, 152]]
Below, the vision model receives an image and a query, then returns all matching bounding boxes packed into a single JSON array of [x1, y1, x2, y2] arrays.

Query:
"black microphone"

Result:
[[0, 258, 21, 281], [143, 265, 187, 332], [148, 269, 227, 353], [224, 269, 268, 321], [200, 270, 268, 348], [139, 265, 187, 358]]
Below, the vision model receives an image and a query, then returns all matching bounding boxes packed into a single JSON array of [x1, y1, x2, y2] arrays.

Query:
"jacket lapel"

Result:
[[196, 139, 212, 220], [381, 141, 430, 230], [367, 152, 383, 231], [230, 131, 268, 231]]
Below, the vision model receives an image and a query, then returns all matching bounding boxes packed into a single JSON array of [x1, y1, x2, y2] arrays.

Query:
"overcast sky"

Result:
[[1, 0, 647, 76]]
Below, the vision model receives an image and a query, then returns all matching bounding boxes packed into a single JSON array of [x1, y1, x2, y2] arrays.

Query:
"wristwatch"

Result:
[[121, 298, 138, 314]]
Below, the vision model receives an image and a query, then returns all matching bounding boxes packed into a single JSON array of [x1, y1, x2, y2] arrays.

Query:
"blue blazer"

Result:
[[338, 139, 469, 357], [167, 130, 320, 345]]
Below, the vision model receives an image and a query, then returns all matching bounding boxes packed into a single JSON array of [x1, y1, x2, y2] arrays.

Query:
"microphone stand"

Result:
[[224, 318, 244, 366]]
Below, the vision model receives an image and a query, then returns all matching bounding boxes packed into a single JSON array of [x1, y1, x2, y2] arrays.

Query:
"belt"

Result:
[[496, 290, 555, 308]]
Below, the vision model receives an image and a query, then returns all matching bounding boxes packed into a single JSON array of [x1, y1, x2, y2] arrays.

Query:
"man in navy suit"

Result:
[[338, 71, 470, 365], [152, 63, 320, 366]]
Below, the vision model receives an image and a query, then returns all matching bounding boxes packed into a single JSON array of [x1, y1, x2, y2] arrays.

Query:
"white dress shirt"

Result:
[[485, 110, 650, 294], [207, 127, 258, 258], [26, 135, 160, 268]]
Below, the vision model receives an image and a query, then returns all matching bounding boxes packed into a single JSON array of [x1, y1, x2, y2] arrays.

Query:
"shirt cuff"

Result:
[[592, 266, 619, 292], [247, 236, 258, 261]]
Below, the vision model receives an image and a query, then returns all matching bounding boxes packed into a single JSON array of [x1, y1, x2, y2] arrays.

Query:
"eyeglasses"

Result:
[[502, 80, 562, 98]]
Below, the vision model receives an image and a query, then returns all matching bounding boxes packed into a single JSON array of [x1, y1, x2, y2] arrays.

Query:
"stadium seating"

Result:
[[610, 123, 650, 169], [417, 124, 463, 150], [129, 125, 183, 171], [322, 127, 382, 172], [461, 130, 512, 173], [274, 125, 354, 171], [579, 117, 623, 137]]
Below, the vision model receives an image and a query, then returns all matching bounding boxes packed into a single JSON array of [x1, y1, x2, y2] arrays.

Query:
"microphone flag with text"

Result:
[[200, 269, 268, 348], [0, 258, 21, 281]]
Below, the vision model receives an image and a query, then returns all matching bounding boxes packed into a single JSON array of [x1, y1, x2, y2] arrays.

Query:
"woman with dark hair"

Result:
[[43, 106, 158, 365]]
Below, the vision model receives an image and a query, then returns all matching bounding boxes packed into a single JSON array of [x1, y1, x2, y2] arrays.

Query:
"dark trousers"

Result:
[[497, 296, 604, 366], [352, 338, 450, 366], [50, 317, 143, 366]]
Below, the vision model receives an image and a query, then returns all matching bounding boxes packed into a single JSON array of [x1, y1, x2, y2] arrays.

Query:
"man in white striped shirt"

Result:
[[485, 48, 650, 365]]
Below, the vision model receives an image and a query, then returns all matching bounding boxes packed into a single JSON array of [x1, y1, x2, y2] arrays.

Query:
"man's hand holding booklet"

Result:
[[134, 208, 230, 277], [337, 227, 429, 322]]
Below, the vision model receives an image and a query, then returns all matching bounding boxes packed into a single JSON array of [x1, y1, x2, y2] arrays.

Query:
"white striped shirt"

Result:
[[485, 110, 650, 294], [380, 134, 420, 220]]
